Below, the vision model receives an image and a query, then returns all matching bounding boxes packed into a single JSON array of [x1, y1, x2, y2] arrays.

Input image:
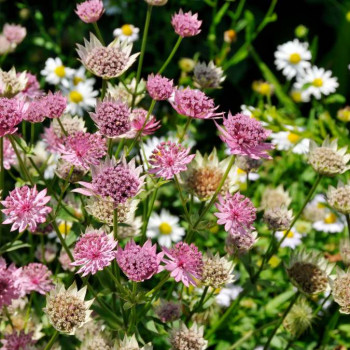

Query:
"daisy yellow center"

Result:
[[73, 76, 84, 86], [69, 90, 83, 104], [291, 91, 302, 103], [159, 222, 172, 235], [237, 168, 246, 175], [289, 53, 301, 64], [317, 202, 326, 209], [287, 132, 300, 144], [58, 222, 72, 236], [286, 231, 294, 238], [54, 65, 66, 78], [259, 83, 271, 96], [312, 78, 323, 87], [121, 24, 133, 36], [324, 213, 337, 224]]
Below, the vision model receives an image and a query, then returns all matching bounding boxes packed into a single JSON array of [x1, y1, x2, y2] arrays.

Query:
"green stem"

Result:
[[3, 305, 13, 329], [50, 217, 74, 262], [108, 138, 113, 157], [178, 118, 192, 143], [145, 273, 169, 297], [57, 118, 68, 137], [158, 36, 183, 75], [92, 22, 105, 45], [186, 286, 209, 322], [44, 330, 59, 350], [106, 266, 124, 291], [141, 187, 158, 243], [101, 79, 107, 99], [30, 123, 35, 146], [115, 139, 124, 158], [24, 293, 34, 329], [174, 174, 190, 222], [346, 214, 350, 240], [113, 208, 118, 240], [263, 291, 300, 350], [54, 166, 74, 217]]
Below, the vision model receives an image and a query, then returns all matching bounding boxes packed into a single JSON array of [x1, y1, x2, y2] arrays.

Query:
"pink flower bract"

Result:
[[215, 192, 256, 236], [1, 331, 35, 350], [3, 137, 16, 170], [149, 141, 195, 180], [76, 0, 104, 23], [171, 10, 202, 37], [162, 242, 203, 287], [3, 23, 26, 44], [125, 108, 161, 138], [216, 112, 274, 159], [71, 228, 118, 276], [1, 185, 52, 232], [20, 263, 54, 295], [116, 239, 163, 282], [42, 91, 67, 119], [0, 98, 24, 137], [147, 74, 174, 101], [0, 258, 22, 309]]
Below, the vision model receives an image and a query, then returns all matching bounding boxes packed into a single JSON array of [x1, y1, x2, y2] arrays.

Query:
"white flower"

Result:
[[294, 66, 339, 100], [270, 128, 310, 155], [290, 88, 310, 103], [113, 24, 140, 43], [147, 209, 185, 247], [240, 104, 255, 117], [274, 39, 311, 80], [32, 141, 59, 179], [236, 167, 260, 183], [63, 81, 98, 116], [41, 57, 74, 85], [313, 212, 344, 233], [215, 283, 243, 307], [276, 228, 303, 249], [61, 66, 95, 89]]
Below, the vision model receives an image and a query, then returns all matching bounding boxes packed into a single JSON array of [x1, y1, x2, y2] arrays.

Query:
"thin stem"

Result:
[[174, 174, 190, 222], [263, 291, 300, 350], [346, 214, 350, 240], [43, 330, 59, 350], [57, 118, 68, 137], [158, 36, 183, 75], [101, 79, 107, 99], [50, 217, 74, 261], [3, 306, 13, 329], [178, 118, 192, 143], [113, 208, 118, 240], [106, 266, 124, 291], [30, 123, 35, 146], [141, 187, 158, 243], [92, 22, 105, 45], [115, 139, 125, 158], [186, 286, 209, 322], [108, 138, 113, 157], [54, 166, 74, 217], [145, 273, 169, 297]]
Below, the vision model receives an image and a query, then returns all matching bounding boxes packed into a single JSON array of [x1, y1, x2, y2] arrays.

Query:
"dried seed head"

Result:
[[261, 185, 291, 210], [327, 182, 350, 214], [331, 269, 350, 314], [193, 61, 225, 89], [225, 231, 257, 256], [155, 300, 181, 323], [263, 207, 293, 231], [170, 323, 208, 350]]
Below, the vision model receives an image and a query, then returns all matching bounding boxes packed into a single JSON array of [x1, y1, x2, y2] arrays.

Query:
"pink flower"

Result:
[[116, 240, 163, 282], [147, 74, 174, 100], [1, 185, 52, 232], [0, 98, 24, 137], [171, 10, 202, 37], [76, 0, 104, 23], [125, 108, 161, 138], [59, 249, 75, 272], [1, 331, 36, 350], [216, 112, 274, 159], [162, 242, 203, 287], [0, 258, 22, 309], [41, 91, 67, 119], [73, 156, 145, 205], [71, 228, 118, 276], [18, 72, 43, 100], [3, 137, 16, 170], [24, 99, 47, 123], [170, 88, 223, 119], [215, 192, 256, 236], [149, 141, 195, 180], [60, 131, 107, 169], [3, 23, 26, 44], [20, 263, 54, 295], [90, 97, 131, 138]]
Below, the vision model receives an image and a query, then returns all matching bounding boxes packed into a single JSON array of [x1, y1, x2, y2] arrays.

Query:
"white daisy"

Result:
[[274, 39, 311, 80], [290, 88, 310, 103], [271, 128, 310, 154], [147, 209, 185, 247], [113, 24, 139, 43], [276, 228, 303, 249], [215, 283, 243, 307], [63, 81, 98, 116], [294, 66, 339, 100], [61, 66, 95, 89], [236, 167, 260, 183], [41, 57, 74, 85], [313, 212, 344, 233], [240, 104, 256, 117]]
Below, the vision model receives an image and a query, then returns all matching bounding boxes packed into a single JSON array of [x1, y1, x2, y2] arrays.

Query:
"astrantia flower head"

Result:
[[114, 334, 153, 350], [149, 141, 195, 180], [20, 263, 54, 295], [0, 67, 27, 97], [235, 155, 263, 173], [147, 74, 174, 100], [170, 88, 223, 119], [193, 61, 226, 89], [331, 268, 350, 314], [1, 330, 35, 350], [74, 156, 144, 206], [182, 148, 239, 201], [0, 258, 21, 309], [3, 23, 26, 45], [127, 108, 161, 138], [45, 282, 94, 335], [19, 72, 42, 100], [1, 185, 52, 232], [77, 33, 139, 79], [24, 98, 47, 123], [263, 207, 293, 231], [327, 182, 350, 214], [155, 300, 181, 323], [162, 242, 203, 287], [42, 91, 67, 119], [225, 231, 257, 256], [60, 131, 106, 169], [215, 192, 256, 236], [3, 137, 16, 170], [171, 10, 202, 37], [90, 96, 131, 138], [260, 185, 292, 210], [170, 323, 208, 350], [216, 112, 274, 159], [76, 0, 104, 23], [71, 226, 118, 276], [274, 39, 311, 79], [56, 159, 88, 183], [0, 97, 23, 136], [286, 249, 334, 295], [116, 240, 163, 282], [308, 137, 350, 176]]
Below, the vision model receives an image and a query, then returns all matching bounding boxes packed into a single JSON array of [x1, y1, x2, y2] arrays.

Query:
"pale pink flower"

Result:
[[59, 249, 75, 272], [18, 72, 43, 100], [1, 185, 52, 232], [170, 88, 223, 119], [147, 74, 174, 100], [162, 242, 203, 287], [76, 0, 104, 23], [0, 258, 22, 309], [171, 10, 202, 37], [215, 192, 256, 236], [71, 228, 118, 276], [149, 141, 195, 180], [3, 137, 16, 170], [125, 108, 161, 138], [116, 239, 163, 282], [24, 98, 47, 123], [73, 156, 145, 206], [216, 112, 274, 159], [3, 23, 26, 44], [42, 125, 62, 153], [90, 96, 131, 138], [20, 263, 54, 295], [60, 131, 106, 169], [42, 91, 67, 119], [1, 331, 35, 350], [0, 97, 24, 137]]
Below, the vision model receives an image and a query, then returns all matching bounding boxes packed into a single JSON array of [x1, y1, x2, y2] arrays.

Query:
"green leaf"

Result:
[[0, 241, 31, 253], [324, 93, 346, 104], [265, 290, 295, 316]]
